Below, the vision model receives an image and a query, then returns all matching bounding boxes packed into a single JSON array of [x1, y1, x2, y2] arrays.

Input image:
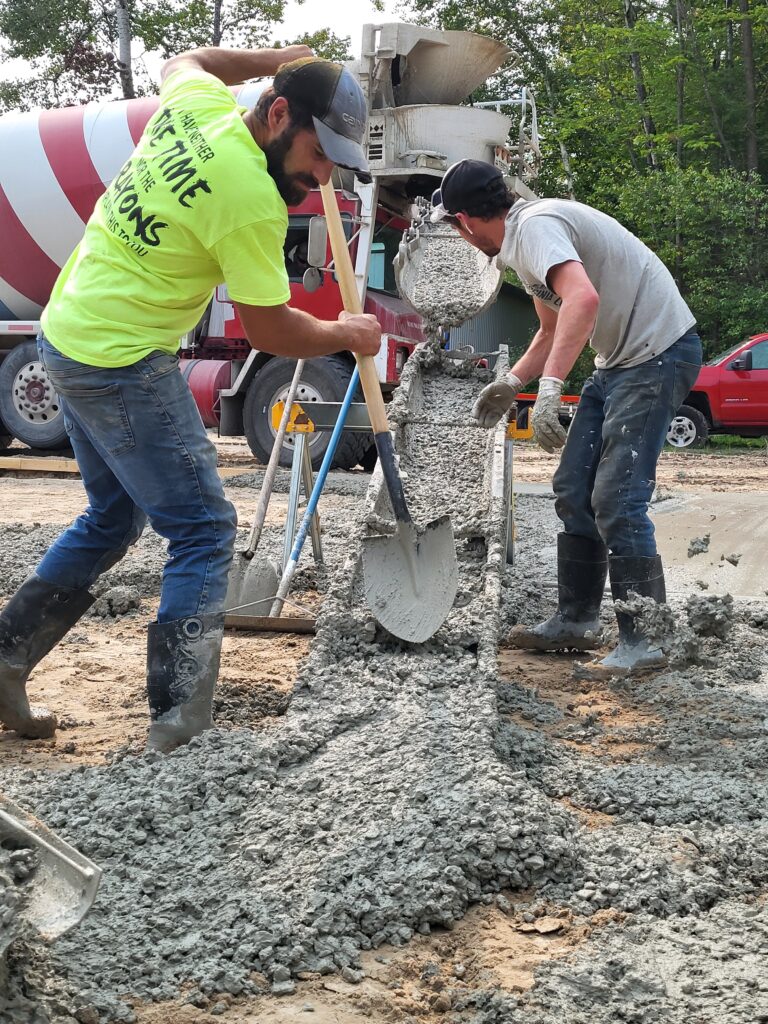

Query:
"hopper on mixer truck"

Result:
[[0, 21, 526, 467]]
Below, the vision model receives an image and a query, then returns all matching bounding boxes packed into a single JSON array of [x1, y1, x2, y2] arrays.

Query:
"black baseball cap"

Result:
[[430, 159, 504, 221], [273, 58, 371, 183]]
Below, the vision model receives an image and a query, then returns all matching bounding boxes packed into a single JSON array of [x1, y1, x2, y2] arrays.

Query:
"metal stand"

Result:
[[282, 434, 324, 573]]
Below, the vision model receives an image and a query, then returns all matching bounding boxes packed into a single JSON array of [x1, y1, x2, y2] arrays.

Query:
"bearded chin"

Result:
[[264, 132, 308, 206]]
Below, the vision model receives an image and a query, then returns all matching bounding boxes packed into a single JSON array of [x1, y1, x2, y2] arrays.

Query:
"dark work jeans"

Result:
[[35, 335, 237, 622], [553, 332, 702, 557]]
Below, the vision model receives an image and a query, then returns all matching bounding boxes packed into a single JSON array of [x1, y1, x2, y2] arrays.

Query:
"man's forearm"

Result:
[[541, 297, 596, 381], [163, 47, 299, 85], [248, 307, 351, 358], [510, 327, 556, 386]]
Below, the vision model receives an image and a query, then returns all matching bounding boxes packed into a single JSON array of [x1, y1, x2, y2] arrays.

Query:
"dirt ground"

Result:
[[2, 437, 767, 1021], [511, 438, 768, 491]]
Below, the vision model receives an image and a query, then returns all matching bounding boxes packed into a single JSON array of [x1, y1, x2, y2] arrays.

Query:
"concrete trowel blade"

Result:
[[362, 516, 458, 643], [226, 553, 279, 615], [0, 795, 102, 943]]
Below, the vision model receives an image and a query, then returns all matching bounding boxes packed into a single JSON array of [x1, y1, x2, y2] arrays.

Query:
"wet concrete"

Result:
[[1, 364, 768, 1022]]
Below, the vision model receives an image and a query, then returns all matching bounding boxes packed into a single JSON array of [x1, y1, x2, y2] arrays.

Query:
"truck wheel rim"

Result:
[[13, 361, 62, 425], [268, 381, 325, 450], [667, 415, 697, 447]]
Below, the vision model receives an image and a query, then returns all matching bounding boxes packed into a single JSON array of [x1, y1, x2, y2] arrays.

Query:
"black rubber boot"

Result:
[[0, 574, 94, 738], [145, 612, 224, 753], [581, 555, 667, 677], [509, 533, 608, 652]]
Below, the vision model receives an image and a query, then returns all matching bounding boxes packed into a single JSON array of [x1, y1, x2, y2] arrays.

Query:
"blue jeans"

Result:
[[36, 336, 237, 622], [553, 332, 702, 557]]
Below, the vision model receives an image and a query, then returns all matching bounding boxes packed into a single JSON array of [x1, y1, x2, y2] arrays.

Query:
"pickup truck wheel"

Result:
[[0, 342, 70, 450], [667, 404, 709, 449], [244, 355, 372, 471]]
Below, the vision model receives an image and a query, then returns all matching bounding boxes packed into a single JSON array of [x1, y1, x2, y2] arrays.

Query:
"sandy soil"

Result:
[[510, 439, 768, 492], [5, 432, 768, 493], [2, 439, 768, 1021]]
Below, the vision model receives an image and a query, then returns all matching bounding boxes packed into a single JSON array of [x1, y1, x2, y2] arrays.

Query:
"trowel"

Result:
[[319, 181, 458, 643], [0, 793, 101, 947]]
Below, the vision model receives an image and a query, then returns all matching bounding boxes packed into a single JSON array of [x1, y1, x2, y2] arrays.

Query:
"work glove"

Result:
[[532, 377, 568, 453], [472, 373, 523, 429]]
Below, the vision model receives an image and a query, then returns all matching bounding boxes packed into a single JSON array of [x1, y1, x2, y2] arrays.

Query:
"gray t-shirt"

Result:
[[499, 198, 696, 369]]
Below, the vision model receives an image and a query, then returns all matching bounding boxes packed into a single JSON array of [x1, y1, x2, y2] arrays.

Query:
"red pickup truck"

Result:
[[667, 332, 768, 448]]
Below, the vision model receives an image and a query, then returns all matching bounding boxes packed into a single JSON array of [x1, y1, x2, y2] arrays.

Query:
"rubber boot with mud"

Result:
[[509, 533, 607, 652], [0, 574, 95, 739], [579, 555, 667, 679], [145, 612, 224, 753]]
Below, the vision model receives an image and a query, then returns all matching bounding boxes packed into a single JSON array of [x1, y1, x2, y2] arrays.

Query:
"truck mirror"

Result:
[[729, 352, 752, 371], [303, 267, 323, 293], [307, 216, 328, 268]]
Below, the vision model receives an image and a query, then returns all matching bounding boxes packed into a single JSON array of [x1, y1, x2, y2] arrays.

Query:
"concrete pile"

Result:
[[0, 348, 581, 1023], [1, 357, 767, 1023]]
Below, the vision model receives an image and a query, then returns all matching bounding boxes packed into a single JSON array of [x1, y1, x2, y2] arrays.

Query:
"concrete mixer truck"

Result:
[[0, 22, 527, 467]]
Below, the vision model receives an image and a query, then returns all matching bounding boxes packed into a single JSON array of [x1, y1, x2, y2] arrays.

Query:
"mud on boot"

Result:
[[146, 612, 224, 753], [509, 533, 607, 652], [0, 575, 94, 739], [577, 554, 667, 679]]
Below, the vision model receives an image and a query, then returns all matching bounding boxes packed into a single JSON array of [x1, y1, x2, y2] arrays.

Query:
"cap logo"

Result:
[[342, 112, 363, 129]]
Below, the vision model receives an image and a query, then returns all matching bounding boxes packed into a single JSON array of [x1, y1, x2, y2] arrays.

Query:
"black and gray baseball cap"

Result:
[[430, 159, 504, 221], [273, 58, 371, 183]]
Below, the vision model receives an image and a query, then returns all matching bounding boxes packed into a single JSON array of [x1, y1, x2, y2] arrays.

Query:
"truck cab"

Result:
[[667, 332, 768, 448]]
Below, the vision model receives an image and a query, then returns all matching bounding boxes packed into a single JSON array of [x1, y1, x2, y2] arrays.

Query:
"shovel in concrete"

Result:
[[320, 182, 458, 643], [0, 793, 101, 944]]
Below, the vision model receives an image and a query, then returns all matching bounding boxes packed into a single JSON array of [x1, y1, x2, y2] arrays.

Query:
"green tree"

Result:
[[0, 0, 296, 109], [280, 27, 353, 62]]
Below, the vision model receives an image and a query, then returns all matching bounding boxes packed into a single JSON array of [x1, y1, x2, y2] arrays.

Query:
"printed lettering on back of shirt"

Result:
[[102, 102, 217, 257]]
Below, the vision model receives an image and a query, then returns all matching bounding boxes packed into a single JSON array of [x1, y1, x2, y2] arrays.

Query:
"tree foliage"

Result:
[[0, 0, 295, 107]]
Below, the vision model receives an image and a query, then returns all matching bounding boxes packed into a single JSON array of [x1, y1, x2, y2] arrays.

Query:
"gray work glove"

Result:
[[532, 377, 568, 453], [472, 372, 523, 429]]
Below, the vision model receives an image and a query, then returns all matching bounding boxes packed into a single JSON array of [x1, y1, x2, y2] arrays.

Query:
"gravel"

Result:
[[1, 350, 767, 1023]]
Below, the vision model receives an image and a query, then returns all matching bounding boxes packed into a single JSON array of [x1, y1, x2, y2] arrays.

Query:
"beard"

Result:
[[263, 127, 319, 206]]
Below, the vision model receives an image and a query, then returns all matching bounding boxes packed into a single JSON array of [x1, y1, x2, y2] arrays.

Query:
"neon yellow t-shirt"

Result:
[[41, 69, 290, 367]]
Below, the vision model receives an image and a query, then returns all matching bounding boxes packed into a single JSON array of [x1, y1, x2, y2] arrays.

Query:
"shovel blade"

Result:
[[0, 795, 102, 943], [362, 516, 458, 642], [226, 553, 279, 615]]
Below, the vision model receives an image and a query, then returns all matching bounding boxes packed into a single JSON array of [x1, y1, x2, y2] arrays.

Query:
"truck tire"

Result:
[[0, 342, 70, 450], [667, 404, 709, 449], [243, 355, 372, 471]]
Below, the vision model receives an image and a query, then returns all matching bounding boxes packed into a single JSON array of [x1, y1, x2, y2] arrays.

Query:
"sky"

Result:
[[0, 0, 401, 81], [279, 0, 399, 53]]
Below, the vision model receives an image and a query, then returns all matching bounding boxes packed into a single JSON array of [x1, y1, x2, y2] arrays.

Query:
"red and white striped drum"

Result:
[[0, 81, 269, 322]]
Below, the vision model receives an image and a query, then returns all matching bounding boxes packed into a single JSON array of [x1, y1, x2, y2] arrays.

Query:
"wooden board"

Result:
[[0, 455, 80, 473], [0, 456, 262, 478], [224, 613, 315, 634]]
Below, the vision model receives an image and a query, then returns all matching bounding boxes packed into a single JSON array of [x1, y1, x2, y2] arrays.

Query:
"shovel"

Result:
[[225, 361, 307, 615], [270, 366, 360, 618], [319, 181, 458, 643], [0, 793, 101, 946]]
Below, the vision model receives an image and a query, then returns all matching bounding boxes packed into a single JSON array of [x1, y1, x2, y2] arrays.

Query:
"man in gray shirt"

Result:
[[430, 159, 701, 676]]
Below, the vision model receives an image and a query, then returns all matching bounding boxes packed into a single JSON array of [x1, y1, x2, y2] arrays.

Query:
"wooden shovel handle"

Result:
[[319, 181, 389, 436]]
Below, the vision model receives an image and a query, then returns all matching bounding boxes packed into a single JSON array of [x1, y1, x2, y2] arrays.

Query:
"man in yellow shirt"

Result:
[[0, 46, 381, 752]]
